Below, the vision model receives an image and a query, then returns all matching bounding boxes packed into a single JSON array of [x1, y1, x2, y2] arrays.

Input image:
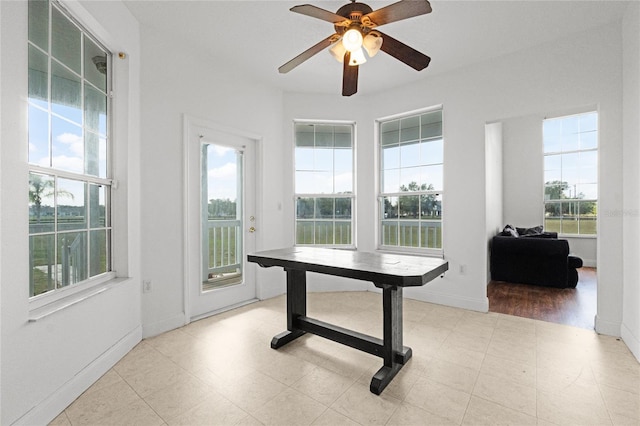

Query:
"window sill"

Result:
[[377, 246, 444, 258], [28, 277, 130, 322], [559, 234, 597, 239]]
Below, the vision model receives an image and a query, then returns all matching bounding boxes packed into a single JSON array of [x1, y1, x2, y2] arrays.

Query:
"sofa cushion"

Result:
[[501, 224, 519, 237], [516, 225, 544, 236]]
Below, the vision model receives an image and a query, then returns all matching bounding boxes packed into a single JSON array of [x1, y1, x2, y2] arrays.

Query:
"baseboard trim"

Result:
[[594, 314, 621, 336], [14, 325, 142, 426], [621, 322, 640, 363], [403, 287, 489, 313]]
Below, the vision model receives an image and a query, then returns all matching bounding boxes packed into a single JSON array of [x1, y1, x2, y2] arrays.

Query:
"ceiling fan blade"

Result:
[[291, 4, 349, 24], [342, 52, 358, 96], [362, 0, 432, 27], [377, 31, 431, 71], [278, 34, 339, 74]]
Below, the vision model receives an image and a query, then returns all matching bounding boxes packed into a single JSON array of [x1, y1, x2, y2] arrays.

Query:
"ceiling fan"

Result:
[[279, 0, 433, 96]]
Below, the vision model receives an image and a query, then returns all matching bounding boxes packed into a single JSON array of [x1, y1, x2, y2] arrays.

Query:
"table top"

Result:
[[248, 247, 448, 287]]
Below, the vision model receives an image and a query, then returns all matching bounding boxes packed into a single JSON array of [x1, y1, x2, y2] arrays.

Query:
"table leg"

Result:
[[271, 268, 307, 349], [370, 284, 411, 395]]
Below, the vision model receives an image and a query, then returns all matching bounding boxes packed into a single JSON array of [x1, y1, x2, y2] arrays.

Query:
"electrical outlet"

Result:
[[143, 280, 152, 293]]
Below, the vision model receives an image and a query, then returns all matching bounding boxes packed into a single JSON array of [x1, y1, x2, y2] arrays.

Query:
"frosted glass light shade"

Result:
[[363, 33, 383, 57], [330, 41, 346, 63], [342, 28, 363, 52], [348, 48, 367, 66]]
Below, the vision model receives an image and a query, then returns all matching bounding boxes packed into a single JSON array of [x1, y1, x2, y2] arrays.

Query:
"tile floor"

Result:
[[51, 292, 639, 425]]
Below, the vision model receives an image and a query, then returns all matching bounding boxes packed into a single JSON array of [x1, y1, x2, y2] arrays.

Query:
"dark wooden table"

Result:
[[248, 247, 448, 394]]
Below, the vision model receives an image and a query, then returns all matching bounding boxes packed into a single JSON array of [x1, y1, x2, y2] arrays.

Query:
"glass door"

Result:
[[186, 119, 257, 320]]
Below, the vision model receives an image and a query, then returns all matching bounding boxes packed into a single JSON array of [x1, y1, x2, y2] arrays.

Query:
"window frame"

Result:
[[293, 119, 356, 248], [542, 110, 598, 238], [376, 106, 444, 255], [27, 0, 116, 307]]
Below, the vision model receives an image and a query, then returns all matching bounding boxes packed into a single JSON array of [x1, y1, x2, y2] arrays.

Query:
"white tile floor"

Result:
[[51, 292, 639, 425]]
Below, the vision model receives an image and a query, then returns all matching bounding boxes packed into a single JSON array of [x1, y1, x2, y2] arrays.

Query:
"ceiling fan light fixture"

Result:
[[342, 28, 363, 52], [329, 40, 346, 63], [348, 47, 367, 66], [363, 32, 383, 57]]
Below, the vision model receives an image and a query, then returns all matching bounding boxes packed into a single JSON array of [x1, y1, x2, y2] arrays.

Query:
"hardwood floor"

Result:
[[487, 267, 597, 330]]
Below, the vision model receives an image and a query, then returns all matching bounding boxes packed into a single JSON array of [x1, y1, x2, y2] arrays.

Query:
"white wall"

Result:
[[0, 1, 142, 424], [283, 21, 625, 322], [621, 2, 640, 360], [485, 122, 503, 275], [502, 114, 598, 266], [138, 26, 286, 337]]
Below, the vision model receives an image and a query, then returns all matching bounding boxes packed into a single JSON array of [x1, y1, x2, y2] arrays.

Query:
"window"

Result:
[[294, 122, 354, 246], [543, 112, 598, 236], [379, 109, 443, 251], [28, 0, 112, 298]]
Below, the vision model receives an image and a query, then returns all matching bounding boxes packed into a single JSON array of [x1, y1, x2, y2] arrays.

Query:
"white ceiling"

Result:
[[123, 0, 629, 96]]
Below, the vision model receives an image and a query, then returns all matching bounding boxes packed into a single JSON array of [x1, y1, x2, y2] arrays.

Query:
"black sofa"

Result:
[[490, 226, 583, 288]]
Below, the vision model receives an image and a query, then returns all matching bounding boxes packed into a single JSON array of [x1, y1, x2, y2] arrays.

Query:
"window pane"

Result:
[[562, 115, 580, 135], [29, 0, 49, 51], [313, 171, 333, 194], [381, 121, 399, 145], [29, 173, 56, 234], [400, 116, 420, 142], [420, 111, 442, 139], [295, 147, 314, 171], [399, 221, 420, 247], [334, 221, 351, 245], [51, 7, 81, 73], [30, 234, 55, 297], [295, 171, 314, 194], [580, 131, 597, 150], [28, 45, 49, 108], [57, 178, 86, 231], [52, 116, 83, 173], [544, 202, 562, 232], [399, 195, 419, 219], [421, 165, 443, 191], [399, 167, 421, 191], [315, 198, 334, 219], [89, 184, 106, 228], [420, 221, 442, 249], [580, 112, 598, 132], [315, 125, 334, 147], [334, 126, 352, 148], [400, 142, 420, 168], [335, 198, 351, 219], [577, 183, 597, 200], [381, 221, 398, 246], [421, 194, 442, 220], [315, 222, 333, 245], [421, 139, 443, 165], [85, 84, 107, 136], [382, 145, 400, 171], [89, 229, 109, 277], [296, 198, 314, 219], [383, 196, 398, 219], [57, 231, 87, 286], [85, 131, 106, 177], [296, 221, 314, 244], [29, 105, 50, 166], [295, 124, 314, 147], [383, 169, 400, 193], [85, 38, 107, 91], [52, 60, 82, 124]]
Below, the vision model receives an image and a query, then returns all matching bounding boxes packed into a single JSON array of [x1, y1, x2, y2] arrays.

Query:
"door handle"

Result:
[[249, 227, 256, 233]]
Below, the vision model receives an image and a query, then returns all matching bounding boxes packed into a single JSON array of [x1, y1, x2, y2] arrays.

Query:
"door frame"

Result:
[[183, 114, 263, 323]]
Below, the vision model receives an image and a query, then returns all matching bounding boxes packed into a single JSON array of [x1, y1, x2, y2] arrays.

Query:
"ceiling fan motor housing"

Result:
[[334, 2, 374, 35]]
